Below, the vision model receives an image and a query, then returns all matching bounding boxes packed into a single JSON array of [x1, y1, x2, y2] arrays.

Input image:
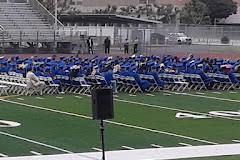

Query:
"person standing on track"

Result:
[[104, 37, 111, 54]]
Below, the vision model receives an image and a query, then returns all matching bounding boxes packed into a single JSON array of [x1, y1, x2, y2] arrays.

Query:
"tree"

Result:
[[199, 0, 237, 23], [38, 0, 77, 16], [154, 3, 178, 25], [181, 0, 211, 25], [119, 6, 135, 16]]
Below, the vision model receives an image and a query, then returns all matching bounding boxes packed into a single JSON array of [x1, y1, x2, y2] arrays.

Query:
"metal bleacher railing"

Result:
[[28, 0, 64, 30]]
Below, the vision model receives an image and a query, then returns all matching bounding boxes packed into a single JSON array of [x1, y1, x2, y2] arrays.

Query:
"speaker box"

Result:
[[91, 88, 114, 120]]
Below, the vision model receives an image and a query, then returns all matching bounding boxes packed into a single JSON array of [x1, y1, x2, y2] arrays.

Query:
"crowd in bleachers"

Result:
[[0, 53, 240, 95]]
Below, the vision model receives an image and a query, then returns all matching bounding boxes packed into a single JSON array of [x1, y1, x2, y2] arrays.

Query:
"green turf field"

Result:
[[1, 90, 240, 159]]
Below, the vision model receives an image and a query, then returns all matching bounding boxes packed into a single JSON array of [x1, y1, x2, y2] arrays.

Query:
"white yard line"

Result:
[[229, 91, 237, 94], [196, 92, 205, 95], [212, 92, 222, 94], [91, 148, 102, 152], [0, 99, 218, 145], [114, 99, 240, 121], [30, 151, 42, 155], [146, 94, 155, 97], [121, 146, 135, 150], [75, 96, 82, 99], [179, 142, 193, 147], [163, 93, 171, 96], [36, 97, 44, 100], [166, 91, 240, 103], [151, 144, 163, 148], [232, 140, 240, 143], [56, 97, 64, 99], [0, 153, 8, 157], [0, 131, 72, 154], [129, 94, 137, 97]]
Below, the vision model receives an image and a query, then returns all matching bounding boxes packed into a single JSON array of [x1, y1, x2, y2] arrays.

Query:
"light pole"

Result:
[[54, 0, 57, 30]]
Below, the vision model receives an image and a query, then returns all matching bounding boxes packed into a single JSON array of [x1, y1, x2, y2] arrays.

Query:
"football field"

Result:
[[1, 91, 240, 159]]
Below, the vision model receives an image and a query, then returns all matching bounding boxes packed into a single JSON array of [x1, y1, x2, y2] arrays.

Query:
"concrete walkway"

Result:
[[2, 143, 240, 160]]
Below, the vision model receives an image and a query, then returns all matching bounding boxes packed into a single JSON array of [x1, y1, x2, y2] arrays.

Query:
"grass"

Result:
[[1, 91, 240, 159]]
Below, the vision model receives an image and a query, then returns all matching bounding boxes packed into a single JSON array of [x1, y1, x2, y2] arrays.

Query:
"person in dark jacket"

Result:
[[87, 37, 94, 54], [104, 37, 111, 54]]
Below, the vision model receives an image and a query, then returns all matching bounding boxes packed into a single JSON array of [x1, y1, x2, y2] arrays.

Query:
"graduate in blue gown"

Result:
[[128, 66, 149, 91]]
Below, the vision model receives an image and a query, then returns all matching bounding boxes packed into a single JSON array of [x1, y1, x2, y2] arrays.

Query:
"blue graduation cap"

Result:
[[218, 58, 223, 62], [93, 55, 98, 59], [147, 61, 154, 66], [131, 65, 136, 70], [62, 57, 68, 61], [33, 64, 40, 69], [186, 63, 190, 67], [229, 61, 236, 65], [195, 60, 201, 64], [60, 56, 64, 60], [151, 55, 156, 59], [171, 62, 177, 67], [75, 60, 80, 65], [182, 59, 188, 63], [195, 57, 200, 61], [45, 66, 51, 70], [84, 65, 91, 69], [177, 63, 183, 67], [166, 56, 172, 60], [182, 56, 187, 60], [223, 60, 228, 64], [58, 64, 64, 68], [130, 62, 136, 66], [10, 62, 17, 66], [135, 57, 141, 61], [216, 62, 222, 65], [213, 65, 219, 70], [102, 56, 108, 61], [40, 57, 47, 61], [190, 63, 195, 68], [33, 56, 37, 61]]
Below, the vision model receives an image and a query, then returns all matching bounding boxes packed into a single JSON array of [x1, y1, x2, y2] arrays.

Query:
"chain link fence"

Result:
[[1, 25, 240, 54]]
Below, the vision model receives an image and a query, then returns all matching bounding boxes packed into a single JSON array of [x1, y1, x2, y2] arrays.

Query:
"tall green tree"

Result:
[[199, 0, 237, 23], [93, 5, 118, 14], [38, 0, 76, 16], [154, 3, 178, 25], [181, 0, 211, 25]]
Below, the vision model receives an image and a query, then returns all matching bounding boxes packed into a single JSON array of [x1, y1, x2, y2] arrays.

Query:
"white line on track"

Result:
[[0, 131, 72, 154], [0, 99, 218, 145], [30, 151, 42, 155], [0, 153, 8, 157], [114, 99, 240, 121]]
